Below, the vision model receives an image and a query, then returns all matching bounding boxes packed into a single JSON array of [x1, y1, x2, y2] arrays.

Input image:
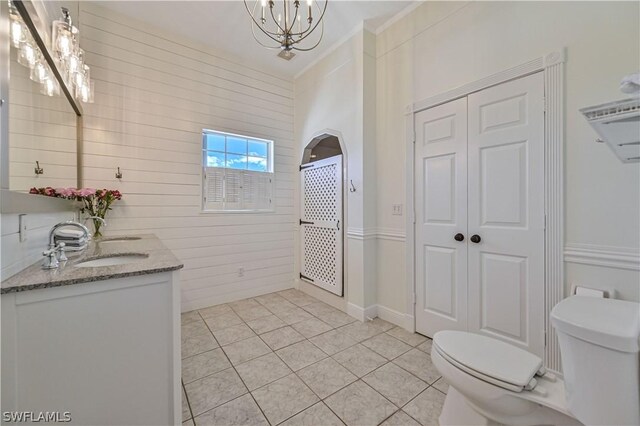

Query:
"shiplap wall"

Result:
[[77, 4, 296, 310], [9, 51, 77, 191], [1, 211, 76, 279]]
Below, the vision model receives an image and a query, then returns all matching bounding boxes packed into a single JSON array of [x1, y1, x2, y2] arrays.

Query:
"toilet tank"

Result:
[[551, 296, 640, 426]]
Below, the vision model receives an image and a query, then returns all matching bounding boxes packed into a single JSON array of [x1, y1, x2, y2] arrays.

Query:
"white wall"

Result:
[[78, 4, 296, 311], [375, 0, 640, 317], [294, 28, 378, 316]]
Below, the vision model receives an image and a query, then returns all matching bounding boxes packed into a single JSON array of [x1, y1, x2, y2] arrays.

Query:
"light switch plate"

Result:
[[392, 204, 403, 216], [19, 214, 27, 242]]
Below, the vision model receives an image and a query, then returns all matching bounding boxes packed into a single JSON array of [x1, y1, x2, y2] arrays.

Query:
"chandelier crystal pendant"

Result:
[[244, 0, 328, 54]]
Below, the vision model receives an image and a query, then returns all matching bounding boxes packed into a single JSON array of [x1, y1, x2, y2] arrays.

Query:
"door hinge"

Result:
[[300, 164, 314, 171], [300, 273, 314, 282], [300, 219, 314, 225]]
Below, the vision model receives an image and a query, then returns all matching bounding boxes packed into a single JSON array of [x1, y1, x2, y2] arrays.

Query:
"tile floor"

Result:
[[181, 289, 447, 426]]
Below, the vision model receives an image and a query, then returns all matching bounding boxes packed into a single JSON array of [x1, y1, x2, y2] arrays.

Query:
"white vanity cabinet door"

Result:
[[1, 272, 181, 426]]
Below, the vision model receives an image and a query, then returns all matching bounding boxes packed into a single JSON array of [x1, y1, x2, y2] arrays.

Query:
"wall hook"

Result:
[[34, 161, 44, 175], [349, 180, 356, 192], [115, 167, 123, 179]]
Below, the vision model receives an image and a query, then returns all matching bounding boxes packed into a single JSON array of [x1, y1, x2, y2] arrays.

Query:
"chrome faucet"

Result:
[[43, 221, 90, 269]]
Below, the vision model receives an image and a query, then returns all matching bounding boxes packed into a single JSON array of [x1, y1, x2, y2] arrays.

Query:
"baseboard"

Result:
[[376, 305, 414, 332], [346, 302, 378, 322]]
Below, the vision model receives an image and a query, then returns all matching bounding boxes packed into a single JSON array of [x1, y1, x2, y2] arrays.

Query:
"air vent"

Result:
[[277, 50, 296, 61]]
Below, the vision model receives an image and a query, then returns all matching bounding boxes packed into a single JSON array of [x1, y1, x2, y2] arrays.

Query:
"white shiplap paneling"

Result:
[[78, 4, 296, 311]]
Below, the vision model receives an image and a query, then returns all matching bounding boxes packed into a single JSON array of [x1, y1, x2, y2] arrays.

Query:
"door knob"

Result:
[[454, 233, 464, 242], [470, 234, 481, 243]]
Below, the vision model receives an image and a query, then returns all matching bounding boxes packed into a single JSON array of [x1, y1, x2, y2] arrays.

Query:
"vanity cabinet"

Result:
[[1, 271, 181, 425]]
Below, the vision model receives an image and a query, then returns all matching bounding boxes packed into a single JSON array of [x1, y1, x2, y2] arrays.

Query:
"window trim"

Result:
[[200, 129, 275, 214]]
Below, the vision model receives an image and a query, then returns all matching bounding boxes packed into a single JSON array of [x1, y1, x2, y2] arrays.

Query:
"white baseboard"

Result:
[[347, 302, 378, 322], [376, 305, 414, 332]]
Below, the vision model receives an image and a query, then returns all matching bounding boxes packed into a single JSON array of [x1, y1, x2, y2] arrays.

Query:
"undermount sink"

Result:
[[98, 237, 142, 243], [74, 253, 149, 268]]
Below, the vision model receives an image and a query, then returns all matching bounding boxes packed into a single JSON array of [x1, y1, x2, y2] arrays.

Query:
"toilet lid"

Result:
[[433, 331, 543, 392]]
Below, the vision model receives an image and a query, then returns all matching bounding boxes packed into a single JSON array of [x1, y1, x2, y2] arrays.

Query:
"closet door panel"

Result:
[[467, 72, 545, 357], [414, 97, 468, 337]]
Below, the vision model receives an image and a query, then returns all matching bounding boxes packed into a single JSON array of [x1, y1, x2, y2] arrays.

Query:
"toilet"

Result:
[[432, 296, 640, 426]]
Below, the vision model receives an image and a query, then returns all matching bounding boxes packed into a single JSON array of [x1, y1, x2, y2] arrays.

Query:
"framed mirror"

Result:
[[1, 0, 82, 212]]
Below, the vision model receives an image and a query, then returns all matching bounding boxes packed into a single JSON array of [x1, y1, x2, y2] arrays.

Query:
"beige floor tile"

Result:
[[234, 305, 272, 322], [292, 317, 333, 338], [251, 374, 319, 425], [386, 327, 428, 347], [235, 352, 292, 391], [416, 339, 433, 354], [278, 289, 317, 307], [182, 320, 211, 339], [181, 310, 201, 325], [380, 410, 421, 426], [204, 311, 244, 331], [339, 321, 387, 342], [432, 378, 449, 394], [182, 386, 191, 422], [402, 387, 445, 426], [276, 340, 328, 371], [321, 310, 358, 328], [184, 368, 247, 417], [254, 292, 288, 306], [302, 302, 337, 317], [228, 298, 262, 312], [297, 357, 357, 399], [182, 348, 231, 384], [361, 333, 412, 360], [392, 349, 441, 384], [246, 314, 287, 335], [274, 307, 315, 325], [280, 402, 344, 426], [199, 304, 233, 319], [362, 363, 428, 407], [260, 326, 305, 350], [222, 336, 272, 365], [332, 344, 387, 377], [263, 300, 299, 315], [182, 332, 219, 359], [309, 329, 358, 355], [368, 318, 395, 332], [194, 394, 269, 426], [213, 323, 256, 346], [182, 419, 194, 426], [324, 381, 397, 426]]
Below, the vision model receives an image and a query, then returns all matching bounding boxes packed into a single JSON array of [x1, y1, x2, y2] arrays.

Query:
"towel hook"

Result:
[[349, 180, 356, 192], [115, 167, 123, 179], [34, 161, 44, 175]]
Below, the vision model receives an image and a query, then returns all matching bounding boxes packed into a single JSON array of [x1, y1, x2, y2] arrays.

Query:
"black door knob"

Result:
[[454, 233, 464, 242], [470, 234, 481, 243]]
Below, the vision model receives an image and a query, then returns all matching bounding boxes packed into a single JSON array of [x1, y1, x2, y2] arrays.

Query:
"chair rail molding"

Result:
[[564, 243, 640, 271], [405, 48, 566, 374]]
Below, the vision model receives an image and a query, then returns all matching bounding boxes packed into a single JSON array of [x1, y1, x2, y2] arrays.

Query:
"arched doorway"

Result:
[[299, 133, 345, 296]]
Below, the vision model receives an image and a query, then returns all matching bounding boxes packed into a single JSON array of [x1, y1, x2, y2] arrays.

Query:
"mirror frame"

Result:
[[0, 0, 82, 213]]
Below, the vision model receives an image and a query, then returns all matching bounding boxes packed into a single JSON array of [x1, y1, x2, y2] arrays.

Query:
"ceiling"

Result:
[[91, 1, 415, 78]]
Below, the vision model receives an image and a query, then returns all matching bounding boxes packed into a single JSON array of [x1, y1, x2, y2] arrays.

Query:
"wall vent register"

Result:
[[202, 130, 274, 212]]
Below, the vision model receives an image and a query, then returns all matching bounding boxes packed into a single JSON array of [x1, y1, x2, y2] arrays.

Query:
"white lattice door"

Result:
[[300, 155, 343, 296]]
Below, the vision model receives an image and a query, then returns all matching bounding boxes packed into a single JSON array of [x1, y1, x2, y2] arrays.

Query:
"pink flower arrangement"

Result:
[[30, 187, 123, 238]]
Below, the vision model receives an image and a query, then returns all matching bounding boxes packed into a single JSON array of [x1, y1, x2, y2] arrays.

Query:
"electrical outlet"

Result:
[[238, 267, 245, 277], [19, 214, 27, 242], [392, 204, 403, 216]]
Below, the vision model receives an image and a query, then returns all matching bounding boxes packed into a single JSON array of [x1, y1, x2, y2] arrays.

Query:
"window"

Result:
[[202, 130, 274, 212]]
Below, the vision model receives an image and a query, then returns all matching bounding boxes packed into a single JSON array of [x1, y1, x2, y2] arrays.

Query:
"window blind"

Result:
[[203, 167, 273, 211]]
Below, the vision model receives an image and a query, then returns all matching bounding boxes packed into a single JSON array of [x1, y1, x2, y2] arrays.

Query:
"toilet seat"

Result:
[[433, 331, 544, 393]]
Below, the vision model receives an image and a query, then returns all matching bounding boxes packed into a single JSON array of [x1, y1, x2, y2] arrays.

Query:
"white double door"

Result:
[[414, 73, 545, 357]]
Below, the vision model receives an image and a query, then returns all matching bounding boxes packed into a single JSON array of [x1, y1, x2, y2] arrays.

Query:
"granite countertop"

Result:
[[1, 234, 183, 294]]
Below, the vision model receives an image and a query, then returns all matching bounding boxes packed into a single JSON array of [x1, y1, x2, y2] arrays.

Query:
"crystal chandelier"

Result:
[[244, 0, 328, 56]]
